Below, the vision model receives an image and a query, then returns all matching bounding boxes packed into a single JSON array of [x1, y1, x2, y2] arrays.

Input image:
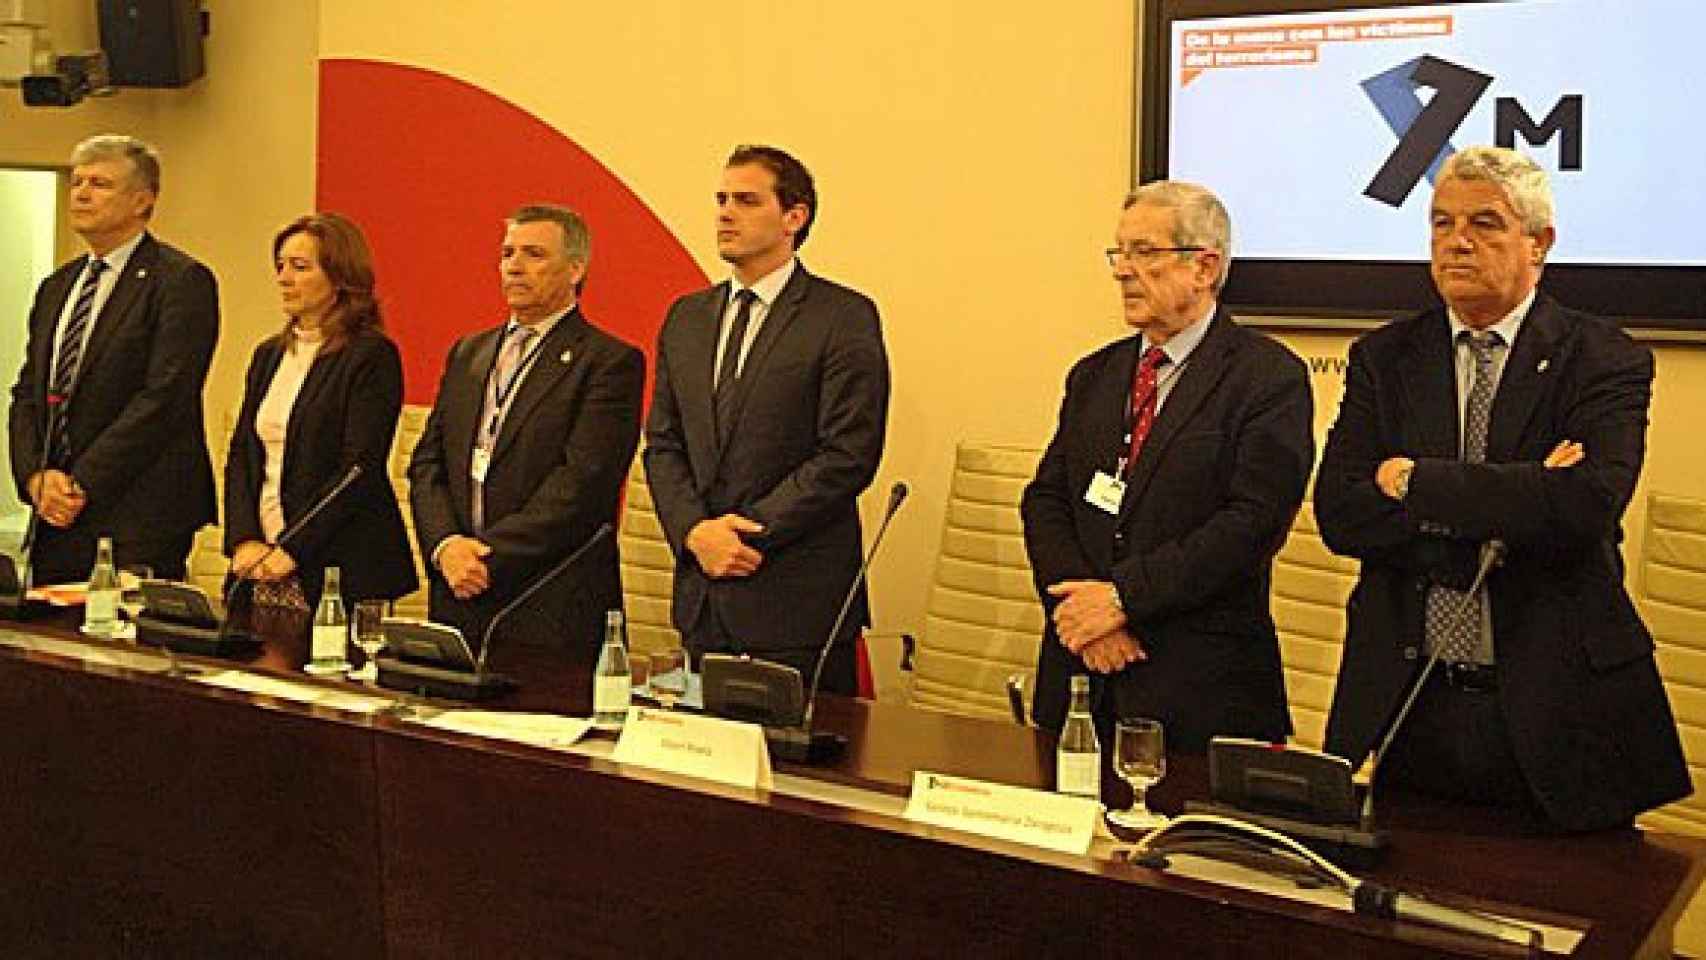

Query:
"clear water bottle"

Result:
[[84, 536, 119, 639], [309, 566, 350, 674], [1056, 674, 1102, 801], [592, 609, 631, 731]]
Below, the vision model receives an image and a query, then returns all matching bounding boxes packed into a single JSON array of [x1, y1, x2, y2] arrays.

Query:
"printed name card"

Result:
[[611, 707, 773, 790], [903, 771, 1099, 855]]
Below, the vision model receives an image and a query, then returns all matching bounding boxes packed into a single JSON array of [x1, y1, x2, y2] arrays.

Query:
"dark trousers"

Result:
[[686, 605, 860, 697], [1384, 667, 1535, 808]]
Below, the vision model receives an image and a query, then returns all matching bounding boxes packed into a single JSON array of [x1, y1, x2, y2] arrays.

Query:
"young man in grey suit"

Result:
[[409, 204, 643, 659], [1317, 147, 1690, 829], [645, 146, 891, 695], [9, 134, 219, 584], [1022, 182, 1313, 751]]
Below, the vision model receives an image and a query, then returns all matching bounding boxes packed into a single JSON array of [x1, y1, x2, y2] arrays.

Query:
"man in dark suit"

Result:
[[9, 134, 219, 584], [1022, 182, 1313, 751], [408, 204, 643, 658], [1317, 146, 1690, 830], [645, 145, 890, 694]]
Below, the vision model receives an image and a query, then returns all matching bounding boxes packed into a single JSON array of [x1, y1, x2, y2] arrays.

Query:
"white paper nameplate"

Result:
[[903, 770, 1099, 855], [611, 707, 773, 790]]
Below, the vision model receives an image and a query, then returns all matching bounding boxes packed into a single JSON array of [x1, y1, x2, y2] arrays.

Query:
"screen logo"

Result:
[[1363, 55, 1583, 206]]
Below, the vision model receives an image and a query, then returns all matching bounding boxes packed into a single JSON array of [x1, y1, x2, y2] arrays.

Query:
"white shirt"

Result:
[[714, 258, 797, 385], [255, 328, 323, 542], [51, 231, 145, 392]]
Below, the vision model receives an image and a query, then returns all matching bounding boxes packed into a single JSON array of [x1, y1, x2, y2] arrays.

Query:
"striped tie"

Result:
[[1425, 330, 1503, 662], [49, 258, 109, 464]]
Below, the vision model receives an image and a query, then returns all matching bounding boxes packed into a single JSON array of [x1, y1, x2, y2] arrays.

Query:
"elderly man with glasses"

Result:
[[1021, 181, 1314, 752]]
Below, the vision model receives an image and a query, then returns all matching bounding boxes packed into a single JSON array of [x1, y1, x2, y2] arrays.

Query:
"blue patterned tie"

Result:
[[49, 258, 108, 464], [1425, 331, 1501, 662]]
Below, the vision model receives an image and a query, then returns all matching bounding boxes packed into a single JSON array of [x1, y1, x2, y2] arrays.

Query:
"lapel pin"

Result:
[[1537, 359, 1550, 373], [560, 348, 573, 364], [136, 268, 147, 278]]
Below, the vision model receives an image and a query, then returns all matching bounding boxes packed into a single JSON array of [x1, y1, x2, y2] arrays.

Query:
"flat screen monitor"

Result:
[[1139, 0, 1706, 332]]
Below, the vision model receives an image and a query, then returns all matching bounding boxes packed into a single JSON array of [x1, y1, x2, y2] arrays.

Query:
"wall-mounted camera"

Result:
[[21, 50, 110, 107]]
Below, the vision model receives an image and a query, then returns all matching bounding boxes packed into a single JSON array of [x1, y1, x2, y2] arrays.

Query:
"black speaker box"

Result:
[[98, 0, 206, 88]]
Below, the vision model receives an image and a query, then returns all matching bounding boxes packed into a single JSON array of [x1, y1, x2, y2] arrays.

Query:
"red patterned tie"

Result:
[[1125, 346, 1169, 471]]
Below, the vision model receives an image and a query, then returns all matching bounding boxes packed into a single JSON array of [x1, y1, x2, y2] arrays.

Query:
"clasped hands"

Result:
[[1375, 439, 1585, 500], [28, 469, 86, 529], [437, 535, 493, 600], [1046, 580, 1148, 674], [686, 513, 765, 579]]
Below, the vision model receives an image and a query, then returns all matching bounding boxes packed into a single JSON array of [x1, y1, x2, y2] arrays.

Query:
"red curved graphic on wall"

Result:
[[317, 59, 708, 405]]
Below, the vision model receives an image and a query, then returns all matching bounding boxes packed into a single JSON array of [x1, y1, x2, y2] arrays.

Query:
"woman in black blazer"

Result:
[[223, 213, 416, 609]]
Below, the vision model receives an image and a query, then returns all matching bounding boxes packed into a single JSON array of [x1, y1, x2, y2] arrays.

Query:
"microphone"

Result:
[[1358, 538, 1505, 828], [219, 463, 366, 633], [7, 393, 71, 611], [1352, 880, 1540, 949], [474, 522, 613, 675], [732, 480, 905, 763], [802, 480, 908, 726]]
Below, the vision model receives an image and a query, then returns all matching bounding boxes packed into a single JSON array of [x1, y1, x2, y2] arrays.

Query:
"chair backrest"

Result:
[[909, 443, 1047, 721], [616, 454, 683, 658], [1634, 492, 1706, 836], [1269, 502, 1357, 749]]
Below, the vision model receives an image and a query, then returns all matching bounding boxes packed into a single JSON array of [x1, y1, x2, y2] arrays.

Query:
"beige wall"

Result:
[[0, 0, 319, 428], [4, 0, 1704, 644]]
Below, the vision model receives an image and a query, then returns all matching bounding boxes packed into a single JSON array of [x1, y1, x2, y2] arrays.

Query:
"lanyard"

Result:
[[1115, 351, 1186, 476], [485, 328, 547, 440]]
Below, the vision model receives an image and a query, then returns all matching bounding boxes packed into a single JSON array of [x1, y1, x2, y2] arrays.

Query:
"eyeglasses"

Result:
[[1104, 244, 1206, 268]]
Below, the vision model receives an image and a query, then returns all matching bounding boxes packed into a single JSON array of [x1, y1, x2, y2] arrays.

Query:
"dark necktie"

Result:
[[715, 289, 757, 443], [1425, 330, 1502, 662], [49, 258, 109, 464], [1124, 346, 1170, 472]]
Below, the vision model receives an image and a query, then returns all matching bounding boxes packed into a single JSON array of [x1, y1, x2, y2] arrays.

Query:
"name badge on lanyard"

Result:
[[1084, 471, 1125, 515]]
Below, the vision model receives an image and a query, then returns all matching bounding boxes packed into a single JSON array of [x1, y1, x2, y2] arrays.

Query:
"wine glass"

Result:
[[1109, 717, 1168, 830], [351, 600, 388, 683], [648, 647, 688, 708]]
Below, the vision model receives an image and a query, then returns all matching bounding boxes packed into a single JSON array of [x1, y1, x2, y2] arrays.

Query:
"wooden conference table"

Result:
[[0, 612, 1700, 958]]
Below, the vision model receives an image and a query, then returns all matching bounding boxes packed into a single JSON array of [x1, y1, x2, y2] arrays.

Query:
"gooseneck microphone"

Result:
[[474, 522, 613, 675], [1359, 538, 1505, 828], [13, 393, 71, 601], [220, 463, 366, 631], [802, 480, 909, 727]]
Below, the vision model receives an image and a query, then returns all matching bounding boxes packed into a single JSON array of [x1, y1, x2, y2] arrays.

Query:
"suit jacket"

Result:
[[407, 308, 643, 660], [9, 232, 218, 580], [644, 265, 890, 656], [223, 329, 417, 605], [1022, 308, 1313, 751], [1315, 293, 1691, 830]]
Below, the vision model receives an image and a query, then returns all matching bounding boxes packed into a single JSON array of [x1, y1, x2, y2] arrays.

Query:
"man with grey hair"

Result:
[[409, 203, 643, 658], [1022, 181, 1313, 752], [9, 134, 218, 584], [1317, 146, 1690, 829]]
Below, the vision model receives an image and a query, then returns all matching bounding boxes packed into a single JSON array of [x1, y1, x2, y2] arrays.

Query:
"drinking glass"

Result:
[[351, 600, 388, 683], [1109, 718, 1168, 830], [648, 647, 688, 708]]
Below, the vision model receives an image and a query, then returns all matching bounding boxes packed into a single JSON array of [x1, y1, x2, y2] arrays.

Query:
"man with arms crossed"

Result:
[[645, 146, 890, 694], [409, 204, 643, 657], [1317, 146, 1690, 829], [1022, 182, 1313, 750], [10, 134, 218, 584]]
